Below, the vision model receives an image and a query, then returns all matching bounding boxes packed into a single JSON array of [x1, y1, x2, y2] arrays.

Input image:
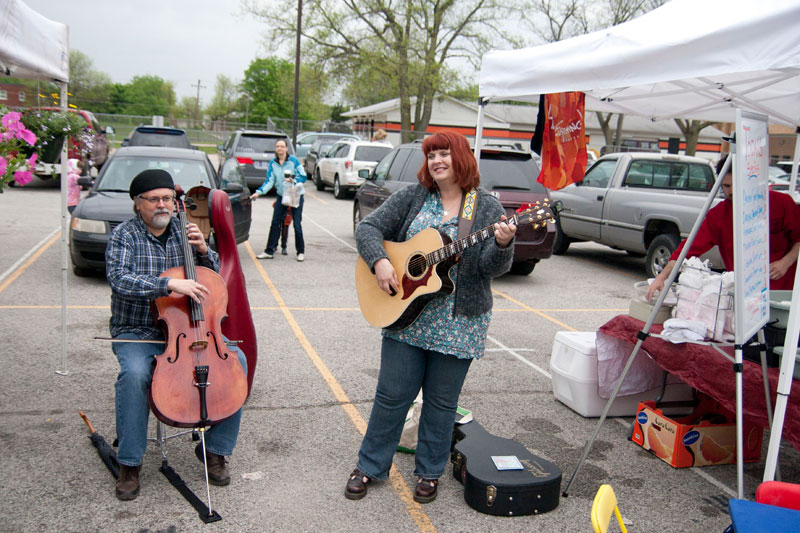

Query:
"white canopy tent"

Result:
[[478, 0, 800, 500], [0, 0, 71, 374]]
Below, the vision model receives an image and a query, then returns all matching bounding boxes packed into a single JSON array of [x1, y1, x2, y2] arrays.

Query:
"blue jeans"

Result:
[[267, 195, 304, 254], [112, 333, 247, 467], [357, 337, 472, 480]]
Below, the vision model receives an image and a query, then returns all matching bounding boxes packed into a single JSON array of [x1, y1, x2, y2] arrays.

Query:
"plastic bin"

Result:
[[549, 331, 694, 417]]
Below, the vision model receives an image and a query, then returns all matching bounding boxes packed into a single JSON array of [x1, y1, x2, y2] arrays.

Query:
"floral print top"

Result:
[[383, 191, 491, 359]]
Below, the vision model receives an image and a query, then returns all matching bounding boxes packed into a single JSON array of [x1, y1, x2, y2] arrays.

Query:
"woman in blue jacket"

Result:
[[250, 138, 307, 261]]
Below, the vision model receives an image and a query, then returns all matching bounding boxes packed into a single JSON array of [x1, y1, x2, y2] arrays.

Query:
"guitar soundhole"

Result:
[[407, 253, 427, 278]]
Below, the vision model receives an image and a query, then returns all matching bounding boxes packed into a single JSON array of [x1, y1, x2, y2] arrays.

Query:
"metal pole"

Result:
[[291, 0, 302, 149], [474, 98, 485, 164], [562, 154, 733, 496], [57, 81, 69, 376]]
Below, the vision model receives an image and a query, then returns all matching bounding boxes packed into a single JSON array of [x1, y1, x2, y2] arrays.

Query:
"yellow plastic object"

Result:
[[591, 484, 627, 533]]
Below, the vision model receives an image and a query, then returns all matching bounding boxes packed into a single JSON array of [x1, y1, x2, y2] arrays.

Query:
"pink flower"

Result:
[[28, 153, 38, 166], [0, 156, 7, 176], [15, 128, 36, 146], [1, 111, 22, 131], [13, 168, 33, 186]]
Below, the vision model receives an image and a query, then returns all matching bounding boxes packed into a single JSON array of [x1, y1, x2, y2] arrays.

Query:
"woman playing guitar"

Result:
[[105, 169, 247, 501], [345, 131, 517, 504]]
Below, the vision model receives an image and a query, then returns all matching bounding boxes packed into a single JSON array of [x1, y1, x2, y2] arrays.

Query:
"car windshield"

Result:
[[237, 135, 282, 153], [97, 156, 212, 192], [478, 153, 548, 193], [131, 131, 188, 148], [355, 146, 392, 162]]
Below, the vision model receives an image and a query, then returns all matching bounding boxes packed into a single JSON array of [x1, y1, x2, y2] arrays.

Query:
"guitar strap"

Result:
[[457, 189, 478, 240]]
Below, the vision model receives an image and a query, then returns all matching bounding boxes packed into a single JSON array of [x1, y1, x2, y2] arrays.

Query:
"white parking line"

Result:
[[305, 216, 357, 252], [487, 335, 551, 379], [0, 227, 60, 286]]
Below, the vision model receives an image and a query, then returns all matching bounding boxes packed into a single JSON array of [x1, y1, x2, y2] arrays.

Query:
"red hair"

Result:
[[417, 131, 480, 191]]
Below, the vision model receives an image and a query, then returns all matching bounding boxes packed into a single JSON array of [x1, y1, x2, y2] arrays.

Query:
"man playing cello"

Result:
[[105, 169, 247, 501]]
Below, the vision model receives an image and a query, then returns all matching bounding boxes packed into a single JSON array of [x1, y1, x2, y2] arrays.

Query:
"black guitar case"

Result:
[[451, 420, 561, 516]]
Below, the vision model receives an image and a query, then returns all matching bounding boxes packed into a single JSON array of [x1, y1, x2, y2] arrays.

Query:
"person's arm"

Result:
[[293, 157, 307, 183], [646, 260, 677, 301], [106, 229, 171, 300], [770, 241, 800, 281], [250, 162, 276, 199]]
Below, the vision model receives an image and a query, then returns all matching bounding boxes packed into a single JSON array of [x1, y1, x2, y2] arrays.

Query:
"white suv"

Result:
[[315, 140, 393, 198]]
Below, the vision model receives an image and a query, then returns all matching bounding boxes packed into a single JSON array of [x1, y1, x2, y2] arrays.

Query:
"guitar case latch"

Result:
[[486, 485, 497, 507]]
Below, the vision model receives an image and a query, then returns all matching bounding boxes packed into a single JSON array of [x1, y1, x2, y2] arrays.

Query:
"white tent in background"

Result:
[[477, 0, 800, 500], [0, 0, 71, 374]]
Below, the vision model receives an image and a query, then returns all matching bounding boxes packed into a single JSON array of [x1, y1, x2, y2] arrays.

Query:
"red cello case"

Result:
[[208, 189, 258, 396]]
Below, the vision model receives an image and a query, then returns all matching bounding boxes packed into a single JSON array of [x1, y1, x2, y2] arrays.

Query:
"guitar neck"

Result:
[[425, 212, 524, 266]]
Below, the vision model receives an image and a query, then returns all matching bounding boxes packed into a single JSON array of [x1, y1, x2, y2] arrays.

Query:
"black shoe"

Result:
[[413, 478, 438, 503], [195, 444, 231, 486], [345, 468, 370, 500], [115, 464, 141, 501]]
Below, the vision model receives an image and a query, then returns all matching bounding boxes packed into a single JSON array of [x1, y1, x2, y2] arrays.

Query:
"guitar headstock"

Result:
[[514, 199, 557, 229]]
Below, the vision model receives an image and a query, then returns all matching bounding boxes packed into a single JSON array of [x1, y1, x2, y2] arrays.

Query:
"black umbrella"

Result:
[[79, 411, 120, 479]]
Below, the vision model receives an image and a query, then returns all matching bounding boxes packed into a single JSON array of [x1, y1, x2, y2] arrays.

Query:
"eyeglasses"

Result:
[[138, 194, 175, 205]]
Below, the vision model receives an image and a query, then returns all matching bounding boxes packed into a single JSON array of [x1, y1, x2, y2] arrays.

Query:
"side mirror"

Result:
[[223, 183, 245, 194], [358, 169, 371, 180], [104, 126, 115, 135], [77, 176, 93, 188], [121, 138, 130, 147]]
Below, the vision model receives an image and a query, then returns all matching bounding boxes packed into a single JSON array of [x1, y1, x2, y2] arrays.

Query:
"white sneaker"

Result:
[[296, 253, 305, 262], [256, 252, 273, 259]]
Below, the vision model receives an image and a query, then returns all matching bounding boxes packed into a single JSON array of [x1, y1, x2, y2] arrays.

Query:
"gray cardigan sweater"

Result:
[[355, 184, 514, 317]]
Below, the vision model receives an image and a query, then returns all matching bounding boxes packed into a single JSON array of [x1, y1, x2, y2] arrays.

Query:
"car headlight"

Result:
[[71, 217, 107, 234]]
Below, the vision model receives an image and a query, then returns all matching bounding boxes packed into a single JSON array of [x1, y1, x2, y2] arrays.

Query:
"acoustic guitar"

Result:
[[355, 201, 556, 329]]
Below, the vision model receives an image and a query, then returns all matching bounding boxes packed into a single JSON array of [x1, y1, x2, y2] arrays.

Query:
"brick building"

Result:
[[0, 83, 30, 107]]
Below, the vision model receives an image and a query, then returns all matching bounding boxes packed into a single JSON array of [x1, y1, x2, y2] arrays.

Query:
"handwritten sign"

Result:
[[733, 110, 770, 342]]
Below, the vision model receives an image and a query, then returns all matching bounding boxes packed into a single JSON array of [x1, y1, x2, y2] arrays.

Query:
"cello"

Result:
[[148, 190, 248, 428]]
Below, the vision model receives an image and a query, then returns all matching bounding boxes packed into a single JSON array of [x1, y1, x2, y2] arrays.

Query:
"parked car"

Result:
[[316, 140, 393, 199], [304, 139, 338, 181], [549, 152, 723, 277], [295, 132, 358, 160], [121, 125, 193, 150], [69, 146, 251, 276], [217, 129, 292, 190], [353, 143, 555, 275]]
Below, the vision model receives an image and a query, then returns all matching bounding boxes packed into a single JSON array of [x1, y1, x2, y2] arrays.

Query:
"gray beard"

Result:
[[151, 212, 171, 229]]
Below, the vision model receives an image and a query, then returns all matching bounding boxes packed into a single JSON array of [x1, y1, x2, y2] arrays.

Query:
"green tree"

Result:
[[245, 0, 518, 143], [241, 57, 295, 124], [68, 50, 114, 112], [122, 75, 176, 117], [205, 74, 241, 121]]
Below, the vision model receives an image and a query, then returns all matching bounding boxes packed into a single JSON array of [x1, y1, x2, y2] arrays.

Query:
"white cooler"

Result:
[[549, 331, 694, 417]]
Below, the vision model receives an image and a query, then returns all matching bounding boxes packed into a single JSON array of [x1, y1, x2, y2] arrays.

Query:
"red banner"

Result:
[[536, 92, 588, 191]]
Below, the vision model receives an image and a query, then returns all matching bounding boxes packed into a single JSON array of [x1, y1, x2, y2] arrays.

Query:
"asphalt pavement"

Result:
[[1, 177, 798, 532]]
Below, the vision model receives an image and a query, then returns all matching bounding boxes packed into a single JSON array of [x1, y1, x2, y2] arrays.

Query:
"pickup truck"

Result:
[[549, 152, 723, 277]]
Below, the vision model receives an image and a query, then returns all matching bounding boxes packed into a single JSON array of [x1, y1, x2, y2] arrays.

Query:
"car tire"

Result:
[[645, 233, 680, 278], [552, 219, 570, 255], [510, 260, 537, 276], [72, 263, 93, 277], [333, 176, 346, 199], [314, 169, 325, 191], [353, 201, 362, 235]]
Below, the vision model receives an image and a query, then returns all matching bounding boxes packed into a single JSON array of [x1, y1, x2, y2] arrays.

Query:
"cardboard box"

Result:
[[631, 399, 763, 468], [549, 331, 694, 417]]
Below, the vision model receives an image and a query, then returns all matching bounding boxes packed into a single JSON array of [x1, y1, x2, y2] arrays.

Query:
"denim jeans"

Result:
[[112, 333, 247, 466], [357, 337, 472, 480], [267, 195, 304, 254]]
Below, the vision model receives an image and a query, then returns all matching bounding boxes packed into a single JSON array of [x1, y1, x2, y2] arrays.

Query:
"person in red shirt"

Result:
[[647, 155, 800, 301]]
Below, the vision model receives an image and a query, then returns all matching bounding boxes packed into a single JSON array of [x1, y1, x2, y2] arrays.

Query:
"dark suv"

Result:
[[217, 130, 293, 190], [122, 126, 193, 149], [353, 143, 556, 275]]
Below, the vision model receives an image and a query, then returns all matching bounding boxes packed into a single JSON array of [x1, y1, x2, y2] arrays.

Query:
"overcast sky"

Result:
[[24, 0, 273, 102]]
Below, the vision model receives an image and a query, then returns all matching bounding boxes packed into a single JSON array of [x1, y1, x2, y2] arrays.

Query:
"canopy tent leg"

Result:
[[563, 155, 733, 496], [56, 81, 69, 376], [762, 264, 800, 482], [473, 98, 486, 165]]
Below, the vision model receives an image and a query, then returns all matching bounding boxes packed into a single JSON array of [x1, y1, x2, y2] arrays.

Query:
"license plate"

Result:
[[254, 161, 269, 169]]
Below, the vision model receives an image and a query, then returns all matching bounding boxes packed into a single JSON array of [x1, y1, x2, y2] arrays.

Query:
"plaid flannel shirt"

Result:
[[106, 215, 220, 339]]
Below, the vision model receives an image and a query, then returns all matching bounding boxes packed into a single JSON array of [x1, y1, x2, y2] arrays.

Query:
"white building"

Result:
[[343, 95, 726, 160]]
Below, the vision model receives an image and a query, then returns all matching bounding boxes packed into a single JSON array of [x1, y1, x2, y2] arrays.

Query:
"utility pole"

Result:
[[292, 0, 302, 148], [191, 79, 206, 127]]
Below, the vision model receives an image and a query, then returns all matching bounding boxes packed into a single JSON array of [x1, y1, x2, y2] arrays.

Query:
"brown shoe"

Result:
[[195, 444, 231, 486], [345, 468, 371, 500], [413, 478, 438, 503], [115, 464, 141, 501]]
